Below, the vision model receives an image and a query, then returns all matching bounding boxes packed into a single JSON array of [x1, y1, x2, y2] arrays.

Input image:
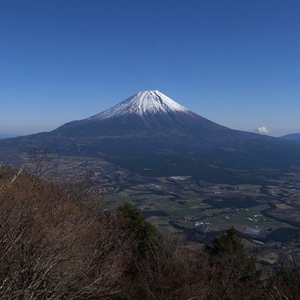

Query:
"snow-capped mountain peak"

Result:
[[88, 90, 189, 121]]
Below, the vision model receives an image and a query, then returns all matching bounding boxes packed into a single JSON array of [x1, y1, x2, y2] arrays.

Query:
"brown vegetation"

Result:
[[0, 164, 299, 299], [0, 166, 131, 299]]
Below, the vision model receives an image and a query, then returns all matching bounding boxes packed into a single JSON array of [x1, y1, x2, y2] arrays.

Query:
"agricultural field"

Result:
[[38, 155, 300, 245], [104, 173, 300, 245]]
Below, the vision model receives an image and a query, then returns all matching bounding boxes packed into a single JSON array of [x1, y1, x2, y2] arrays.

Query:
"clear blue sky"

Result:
[[1, 0, 299, 136]]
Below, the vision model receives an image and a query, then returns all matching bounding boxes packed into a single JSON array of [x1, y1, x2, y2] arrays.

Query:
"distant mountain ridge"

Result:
[[280, 133, 300, 142], [0, 133, 17, 139], [0, 90, 300, 184]]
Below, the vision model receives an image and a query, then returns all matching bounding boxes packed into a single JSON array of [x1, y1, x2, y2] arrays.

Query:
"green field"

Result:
[[103, 180, 300, 238]]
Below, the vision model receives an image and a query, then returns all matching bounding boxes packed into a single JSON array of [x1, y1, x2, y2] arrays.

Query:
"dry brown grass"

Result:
[[0, 167, 131, 299]]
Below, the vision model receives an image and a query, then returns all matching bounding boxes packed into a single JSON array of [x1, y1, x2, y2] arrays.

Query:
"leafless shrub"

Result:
[[0, 170, 130, 299], [23, 146, 54, 178]]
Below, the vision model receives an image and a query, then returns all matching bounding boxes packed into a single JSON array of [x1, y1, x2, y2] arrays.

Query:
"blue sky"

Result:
[[0, 0, 299, 136]]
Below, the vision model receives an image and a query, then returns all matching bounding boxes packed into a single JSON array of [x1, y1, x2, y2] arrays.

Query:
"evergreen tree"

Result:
[[205, 227, 260, 281], [117, 203, 159, 261], [205, 227, 245, 256]]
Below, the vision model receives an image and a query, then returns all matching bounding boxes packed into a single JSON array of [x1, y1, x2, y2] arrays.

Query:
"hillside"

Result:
[[0, 164, 299, 299], [281, 133, 300, 142]]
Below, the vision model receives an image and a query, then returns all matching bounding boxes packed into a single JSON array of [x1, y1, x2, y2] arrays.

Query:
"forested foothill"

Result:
[[0, 164, 299, 299]]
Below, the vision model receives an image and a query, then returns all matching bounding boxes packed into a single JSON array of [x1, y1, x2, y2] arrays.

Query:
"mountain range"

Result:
[[281, 133, 300, 142], [0, 133, 17, 139], [1, 90, 300, 184]]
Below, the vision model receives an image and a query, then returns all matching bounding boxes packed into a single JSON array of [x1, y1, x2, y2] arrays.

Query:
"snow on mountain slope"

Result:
[[56, 89, 227, 134], [88, 90, 190, 121]]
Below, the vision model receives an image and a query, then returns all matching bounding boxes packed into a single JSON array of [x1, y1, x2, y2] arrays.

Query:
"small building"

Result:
[[244, 226, 261, 236]]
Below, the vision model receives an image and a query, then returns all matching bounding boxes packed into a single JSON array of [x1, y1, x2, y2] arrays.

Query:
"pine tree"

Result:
[[205, 227, 244, 256], [118, 203, 159, 261], [205, 227, 260, 281]]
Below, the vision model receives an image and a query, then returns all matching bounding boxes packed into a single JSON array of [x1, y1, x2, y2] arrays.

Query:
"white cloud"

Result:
[[256, 126, 271, 134]]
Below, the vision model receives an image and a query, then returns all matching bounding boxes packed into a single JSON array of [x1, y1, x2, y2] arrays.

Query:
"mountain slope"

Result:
[[0, 90, 300, 184], [56, 90, 227, 135], [0, 133, 17, 139], [89, 90, 190, 119], [281, 133, 300, 142]]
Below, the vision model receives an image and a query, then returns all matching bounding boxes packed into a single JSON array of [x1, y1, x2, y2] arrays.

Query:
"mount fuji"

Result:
[[89, 90, 190, 119], [1, 90, 300, 184], [56, 90, 227, 134]]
